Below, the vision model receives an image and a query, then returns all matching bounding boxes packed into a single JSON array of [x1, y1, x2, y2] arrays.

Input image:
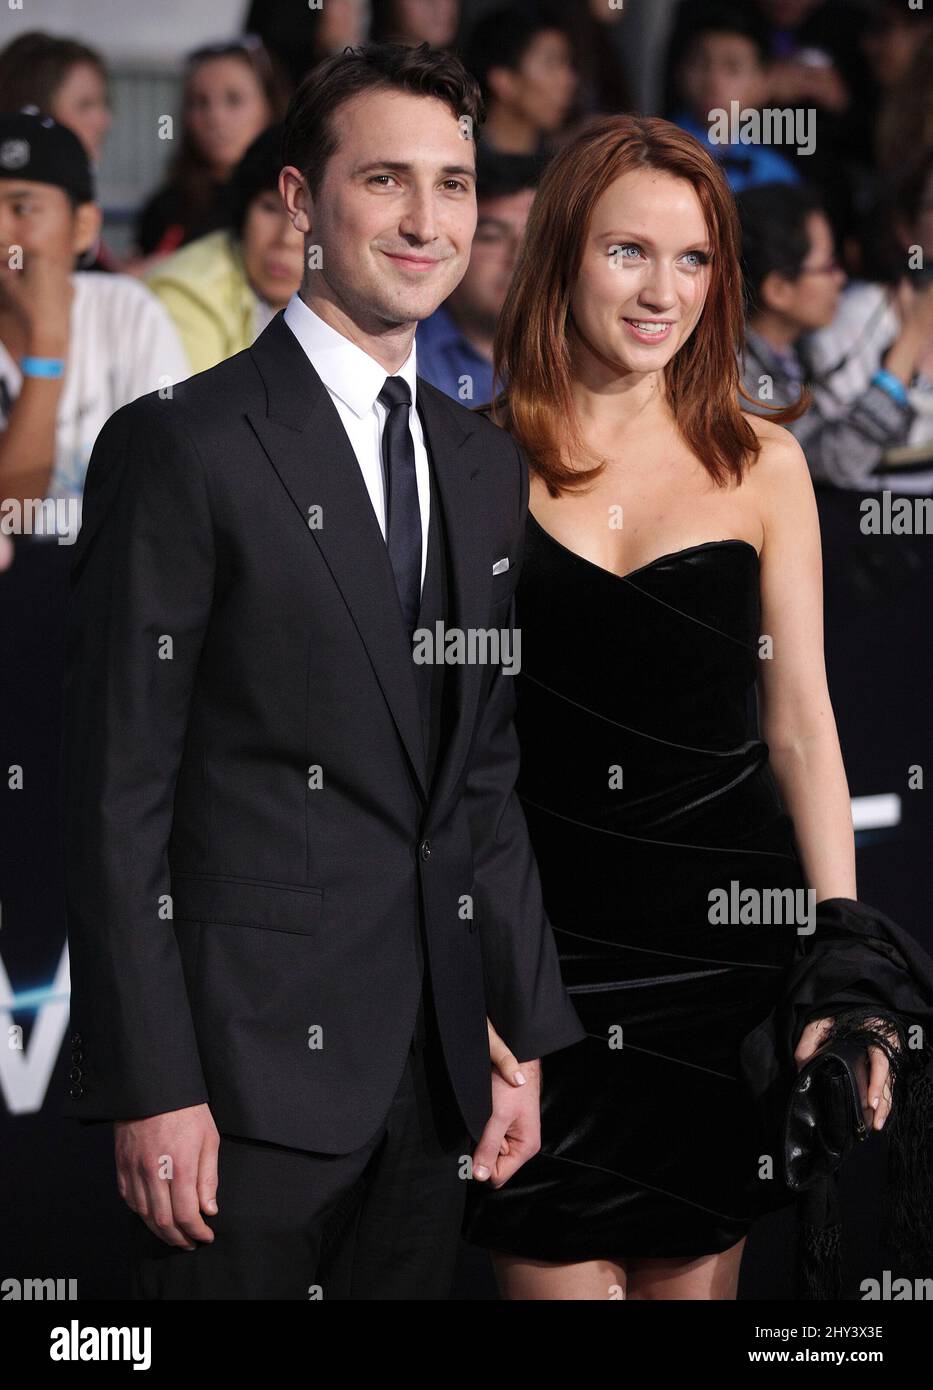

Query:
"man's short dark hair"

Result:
[[281, 41, 484, 201], [677, 1, 771, 70], [475, 144, 542, 202], [736, 182, 827, 307], [465, 4, 570, 103]]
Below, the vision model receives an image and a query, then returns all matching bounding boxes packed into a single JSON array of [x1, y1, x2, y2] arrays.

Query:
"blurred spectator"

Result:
[[807, 156, 933, 491], [0, 113, 188, 537], [244, 0, 370, 89], [0, 30, 117, 271], [464, 5, 577, 172], [737, 180, 925, 490], [863, 0, 933, 91], [135, 35, 290, 261], [145, 125, 303, 375], [417, 148, 538, 405], [568, 0, 632, 120], [0, 31, 111, 163], [666, 0, 878, 244], [752, 0, 882, 247], [370, 0, 460, 48], [753, 0, 871, 118], [670, 3, 801, 192], [872, 23, 933, 177], [668, 0, 876, 146]]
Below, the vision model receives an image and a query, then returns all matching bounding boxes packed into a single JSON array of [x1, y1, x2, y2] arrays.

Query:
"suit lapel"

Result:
[[247, 312, 429, 799], [246, 311, 494, 818]]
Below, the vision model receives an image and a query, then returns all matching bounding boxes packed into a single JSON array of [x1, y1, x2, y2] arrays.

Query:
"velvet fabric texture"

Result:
[[462, 516, 808, 1261]]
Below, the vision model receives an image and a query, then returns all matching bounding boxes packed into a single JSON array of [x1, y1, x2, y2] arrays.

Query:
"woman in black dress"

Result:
[[462, 115, 894, 1299]]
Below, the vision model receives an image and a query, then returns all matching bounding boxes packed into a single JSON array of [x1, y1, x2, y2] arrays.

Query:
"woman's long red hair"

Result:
[[489, 114, 805, 494]]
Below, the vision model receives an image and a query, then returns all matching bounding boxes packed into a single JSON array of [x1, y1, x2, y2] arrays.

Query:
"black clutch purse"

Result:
[[780, 1011, 910, 1298], [740, 900, 933, 1299], [783, 1035, 873, 1193]]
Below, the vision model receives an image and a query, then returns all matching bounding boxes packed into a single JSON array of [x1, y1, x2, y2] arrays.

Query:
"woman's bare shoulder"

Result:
[[740, 412, 816, 534], [741, 411, 809, 482], [742, 409, 802, 452]]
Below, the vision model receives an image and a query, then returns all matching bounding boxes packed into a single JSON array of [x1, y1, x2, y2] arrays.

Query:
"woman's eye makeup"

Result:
[[604, 242, 711, 268], [606, 243, 642, 261]]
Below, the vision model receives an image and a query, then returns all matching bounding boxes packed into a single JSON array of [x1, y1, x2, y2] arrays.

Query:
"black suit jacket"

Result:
[[61, 310, 585, 1153]]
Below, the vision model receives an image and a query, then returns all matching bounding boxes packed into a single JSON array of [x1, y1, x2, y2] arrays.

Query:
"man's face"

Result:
[[679, 33, 766, 117], [771, 211, 845, 331], [491, 30, 578, 134], [291, 89, 478, 332], [0, 180, 95, 268], [447, 186, 536, 326]]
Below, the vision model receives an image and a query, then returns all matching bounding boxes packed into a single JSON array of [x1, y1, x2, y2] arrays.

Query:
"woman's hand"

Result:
[[795, 1015, 899, 1132], [487, 1016, 527, 1088], [472, 1062, 543, 1186], [484, 1017, 531, 1165], [887, 280, 933, 384]]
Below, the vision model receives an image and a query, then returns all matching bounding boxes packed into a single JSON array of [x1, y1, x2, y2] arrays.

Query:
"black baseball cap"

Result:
[[0, 108, 95, 204]]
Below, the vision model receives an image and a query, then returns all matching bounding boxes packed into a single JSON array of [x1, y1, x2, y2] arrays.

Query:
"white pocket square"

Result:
[[492, 557, 510, 575]]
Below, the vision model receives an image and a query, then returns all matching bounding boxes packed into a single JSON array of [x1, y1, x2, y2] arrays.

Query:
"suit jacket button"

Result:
[[71, 1031, 82, 1045], [419, 839, 432, 861], [69, 1084, 84, 1099], [69, 1066, 83, 1081]]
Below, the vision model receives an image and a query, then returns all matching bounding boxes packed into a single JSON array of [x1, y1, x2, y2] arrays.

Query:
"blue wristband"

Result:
[[872, 368, 909, 406], [20, 355, 65, 379]]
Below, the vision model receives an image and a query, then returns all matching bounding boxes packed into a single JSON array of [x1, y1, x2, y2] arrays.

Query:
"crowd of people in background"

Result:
[[1, 0, 932, 556]]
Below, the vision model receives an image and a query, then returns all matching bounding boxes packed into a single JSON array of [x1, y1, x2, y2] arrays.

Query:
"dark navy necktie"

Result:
[[377, 375, 421, 632]]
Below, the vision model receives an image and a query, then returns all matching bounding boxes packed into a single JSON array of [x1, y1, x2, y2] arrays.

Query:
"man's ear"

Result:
[[72, 200, 103, 259], [279, 165, 313, 236]]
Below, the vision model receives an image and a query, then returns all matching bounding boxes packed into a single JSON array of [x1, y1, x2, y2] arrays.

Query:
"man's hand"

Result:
[[114, 1102, 220, 1249], [0, 247, 72, 353], [768, 58, 849, 113], [472, 1057, 541, 1188]]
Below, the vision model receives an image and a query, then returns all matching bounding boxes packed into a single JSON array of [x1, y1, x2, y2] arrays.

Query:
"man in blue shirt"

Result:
[[417, 150, 538, 406], [671, 3, 801, 193]]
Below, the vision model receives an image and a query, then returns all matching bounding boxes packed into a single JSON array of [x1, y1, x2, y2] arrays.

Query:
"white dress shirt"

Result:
[[282, 292, 430, 591]]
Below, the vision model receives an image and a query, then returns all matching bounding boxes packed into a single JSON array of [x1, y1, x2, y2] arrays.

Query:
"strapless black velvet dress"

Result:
[[461, 514, 806, 1261]]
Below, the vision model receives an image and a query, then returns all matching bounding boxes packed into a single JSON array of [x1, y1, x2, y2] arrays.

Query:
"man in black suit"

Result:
[[62, 41, 584, 1299]]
